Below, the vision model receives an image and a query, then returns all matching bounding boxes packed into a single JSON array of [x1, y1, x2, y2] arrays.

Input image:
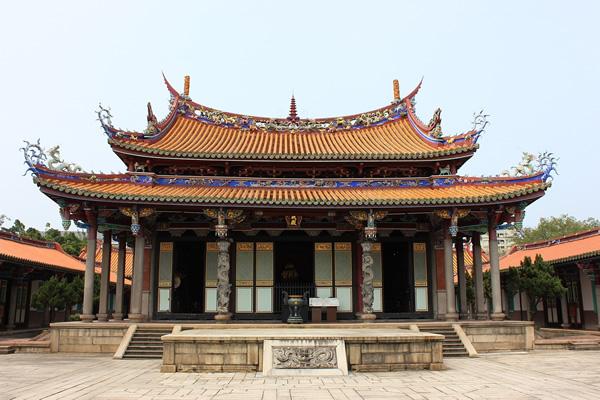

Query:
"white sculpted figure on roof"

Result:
[[47, 146, 83, 173]]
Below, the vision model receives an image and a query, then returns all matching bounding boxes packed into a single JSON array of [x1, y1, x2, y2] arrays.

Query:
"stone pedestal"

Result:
[[215, 312, 232, 322], [356, 312, 377, 321]]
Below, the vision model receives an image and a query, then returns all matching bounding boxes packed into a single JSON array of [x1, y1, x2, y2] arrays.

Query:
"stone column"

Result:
[[215, 239, 232, 322], [96, 230, 112, 321], [456, 233, 468, 319], [113, 233, 126, 320], [128, 233, 146, 322], [357, 240, 376, 321], [444, 221, 458, 321], [5, 279, 20, 329], [80, 221, 98, 322], [488, 221, 505, 320], [472, 232, 487, 320]]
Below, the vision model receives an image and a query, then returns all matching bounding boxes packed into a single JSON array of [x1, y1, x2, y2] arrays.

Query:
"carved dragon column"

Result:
[[80, 209, 98, 322], [202, 208, 245, 322], [215, 208, 233, 322], [349, 209, 386, 321], [215, 239, 233, 322], [357, 239, 376, 321]]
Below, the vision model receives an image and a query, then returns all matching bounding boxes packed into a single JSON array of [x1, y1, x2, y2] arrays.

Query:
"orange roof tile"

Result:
[[109, 115, 478, 162], [0, 232, 128, 285], [79, 240, 133, 278], [0, 232, 87, 274], [35, 170, 550, 209], [499, 228, 600, 270]]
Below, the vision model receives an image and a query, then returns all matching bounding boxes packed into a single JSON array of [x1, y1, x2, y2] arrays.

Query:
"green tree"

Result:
[[516, 214, 600, 244], [482, 270, 492, 300], [503, 266, 521, 298], [23, 227, 43, 240], [518, 255, 566, 321], [31, 275, 85, 324], [31, 276, 68, 324], [3, 219, 26, 235], [63, 276, 84, 321], [465, 269, 475, 309], [43, 228, 86, 257]]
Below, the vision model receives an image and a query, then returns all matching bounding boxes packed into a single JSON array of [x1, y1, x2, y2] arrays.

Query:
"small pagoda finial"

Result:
[[184, 76, 190, 96], [287, 95, 299, 121], [393, 79, 400, 100]]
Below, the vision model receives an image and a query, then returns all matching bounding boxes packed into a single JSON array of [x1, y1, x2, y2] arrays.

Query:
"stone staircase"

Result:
[[122, 327, 171, 359], [417, 324, 470, 357]]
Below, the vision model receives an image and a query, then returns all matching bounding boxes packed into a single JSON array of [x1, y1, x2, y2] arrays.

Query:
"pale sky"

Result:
[[1, 1, 598, 231]]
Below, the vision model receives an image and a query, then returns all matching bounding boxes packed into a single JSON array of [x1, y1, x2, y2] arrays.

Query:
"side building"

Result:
[[499, 228, 600, 330], [22, 76, 556, 323]]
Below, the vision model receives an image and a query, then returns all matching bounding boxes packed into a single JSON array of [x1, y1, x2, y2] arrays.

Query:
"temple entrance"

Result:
[[382, 242, 412, 313], [275, 241, 314, 285], [274, 241, 314, 316], [171, 242, 205, 314]]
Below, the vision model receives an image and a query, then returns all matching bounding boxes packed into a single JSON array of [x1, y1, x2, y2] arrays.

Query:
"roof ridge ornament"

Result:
[[97, 103, 114, 128], [471, 110, 489, 143], [500, 151, 558, 182], [180, 75, 191, 100], [21, 139, 46, 177], [392, 79, 401, 104], [287, 95, 299, 122]]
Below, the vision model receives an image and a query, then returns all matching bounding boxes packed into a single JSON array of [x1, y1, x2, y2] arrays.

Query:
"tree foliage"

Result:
[[0, 217, 85, 257], [515, 214, 600, 244], [31, 275, 83, 324], [516, 255, 566, 320]]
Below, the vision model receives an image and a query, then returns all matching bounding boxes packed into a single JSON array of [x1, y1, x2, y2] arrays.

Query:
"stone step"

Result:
[[123, 353, 163, 359], [417, 324, 470, 357], [0, 346, 15, 354], [128, 345, 162, 350]]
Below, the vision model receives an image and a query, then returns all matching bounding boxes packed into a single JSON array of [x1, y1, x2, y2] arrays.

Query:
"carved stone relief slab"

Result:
[[262, 339, 348, 376], [272, 346, 337, 369]]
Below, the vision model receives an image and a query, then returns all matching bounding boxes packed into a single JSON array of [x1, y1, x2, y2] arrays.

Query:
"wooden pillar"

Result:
[[472, 232, 487, 320], [488, 219, 505, 320], [97, 230, 112, 321], [456, 233, 467, 319], [80, 217, 97, 322], [128, 233, 146, 322], [113, 233, 126, 320], [444, 220, 458, 320], [5, 279, 20, 329]]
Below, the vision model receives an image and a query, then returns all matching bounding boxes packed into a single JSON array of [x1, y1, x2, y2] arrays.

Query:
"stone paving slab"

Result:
[[1, 351, 600, 399]]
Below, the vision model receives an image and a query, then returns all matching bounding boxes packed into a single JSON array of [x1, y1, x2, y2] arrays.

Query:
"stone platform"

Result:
[[160, 327, 444, 373]]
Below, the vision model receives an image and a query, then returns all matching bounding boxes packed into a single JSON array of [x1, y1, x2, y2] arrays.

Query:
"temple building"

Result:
[[22, 76, 556, 323]]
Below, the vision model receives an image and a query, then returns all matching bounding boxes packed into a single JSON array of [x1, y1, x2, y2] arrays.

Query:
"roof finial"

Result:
[[393, 79, 400, 100], [287, 94, 299, 122], [184, 76, 190, 96]]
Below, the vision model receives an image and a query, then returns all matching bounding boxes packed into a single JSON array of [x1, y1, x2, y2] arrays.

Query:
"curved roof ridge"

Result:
[[166, 74, 421, 125], [509, 227, 600, 253]]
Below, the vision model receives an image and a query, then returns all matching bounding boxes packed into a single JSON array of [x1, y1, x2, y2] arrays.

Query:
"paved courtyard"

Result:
[[0, 350, 599, 399]]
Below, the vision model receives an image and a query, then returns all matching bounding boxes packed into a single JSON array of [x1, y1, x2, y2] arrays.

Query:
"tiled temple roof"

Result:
[[33, 168, 550, 209], [79, 241, 133, 279], [0, 231, 125, 283], [499, 228, 600, 268], [100, 78, 482, 163]]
